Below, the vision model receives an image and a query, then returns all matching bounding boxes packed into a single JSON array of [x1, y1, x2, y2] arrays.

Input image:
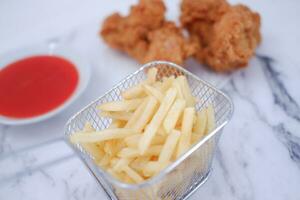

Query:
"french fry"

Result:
[[110, 157, 119, 167], [142, 161, 169, 177], [80, 123, 105, 161], [125, 99, 147, 128], [158, 130, 181, 163], [83, 122, 94, 132], [124, 134, 141, 148], [107, 168, 124, 180], [98, 98, 144, 112], [192, 108, 207, 143], [104, 140, 123, 156], [122, 165, 144, 183], [153, 82, 163, 90], [143, 84, 164, 102], [163, 99, 186, 133], [82, 143, 105, 162], [142, 161, 160, 177], [157, 126, 167, 136], [118, 145, 162, 158], [177, 76, 195, 107], [146, 67, 158, 84], [121, 68, 157, 100], [172, 78, 184, 99], [130, 156, 150, 173], [176, 107, 195, 158], [205, 104, 216, 133], [100, 111, 133, 121], [160, 76, 175, 92], [122, 173, 135, 184], [108, 119, 127, 128], [191, 133, 201, 144], [122, 84, 145, 99], [113, 158, 132, 172], [98, 154, 111, 167], [132, 96, 158, 132], [139, 88, 177, 154], [152, 135, 166, 145], [125, 134, 165, 148], [70, 128, 139, 143]]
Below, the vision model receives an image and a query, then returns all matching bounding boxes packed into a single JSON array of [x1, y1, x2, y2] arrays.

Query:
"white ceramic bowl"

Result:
[[0, 43, 91, 125]]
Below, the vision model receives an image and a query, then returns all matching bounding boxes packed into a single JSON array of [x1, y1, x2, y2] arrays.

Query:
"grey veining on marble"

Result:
[[1, 0, 300, 199]]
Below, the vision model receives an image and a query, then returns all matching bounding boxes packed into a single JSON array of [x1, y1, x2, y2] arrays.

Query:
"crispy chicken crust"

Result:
[[100, 0, 166, 62], [100, 0, 194, 65], [143, 22, 196, 64], [181, 0, 261, 72], [101, 0, 261, 72]]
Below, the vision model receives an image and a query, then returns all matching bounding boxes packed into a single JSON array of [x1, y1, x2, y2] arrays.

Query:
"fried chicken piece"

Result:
[[181, 0, 229, 48], [101, 0, 195, 65], [100, 0, 166, 62], [143, 22, 196, 64], [180, 0, 261, 72], [203, 5, 261, 72]]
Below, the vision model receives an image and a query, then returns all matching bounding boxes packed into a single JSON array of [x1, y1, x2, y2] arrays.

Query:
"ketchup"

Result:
[[0, 55, 79, 118]]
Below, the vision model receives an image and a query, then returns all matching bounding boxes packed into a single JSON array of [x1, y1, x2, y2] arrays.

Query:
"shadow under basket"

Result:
[[65, 61, 233, 200]]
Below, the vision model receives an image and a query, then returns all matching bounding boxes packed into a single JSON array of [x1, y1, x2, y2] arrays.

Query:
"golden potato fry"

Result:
[[107, 168, 124, 180], [157, 126, 168, 136], [194, 109, 207, 135], [152, 135, 167, 145], [143, 84, 164, 102], [98, 98, 144, 112], [108, 119, 127, 128], [177, 76, 195, 107], [80, 123, 105, 161], [83, 122, 95, 132], [98, 154, 111, 168], [163, 99, 186, 133], [132, 96, 158, 132], [118, 145, 162, 158], [125, 134, 165, 148], [113, 158, 132, 172], [122, 84, 145, 99], [70, 128, 139, 143], [160, 76, 175, 92], [172, 78, 184, 99], [104, 140, 124, 156], [125, 99, 147, 128], [146, 68, 158, 84], [100, 111, 133, 121], [130, 156, 150, 174], [82, 144, 105, 162], [124, 134, 141, 148], [121, 68, 157, 100], [139, 88, 177, 154], [176, 107, 195, 158], [109, 157, 119, 167], [122, 165, 144, 183], [158, 130, 181, 163], [205, 104, 216, 134], [142, 161, 169, 177]]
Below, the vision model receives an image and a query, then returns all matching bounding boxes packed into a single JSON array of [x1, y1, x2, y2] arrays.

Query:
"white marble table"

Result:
[[0, 0, 300, 199]]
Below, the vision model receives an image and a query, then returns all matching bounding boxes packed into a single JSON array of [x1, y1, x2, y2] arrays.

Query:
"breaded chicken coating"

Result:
[[143, 22, 196, 64], [100, 0, 166, 62], [180, 0, 261, 72], [203, 5, 261, 72]]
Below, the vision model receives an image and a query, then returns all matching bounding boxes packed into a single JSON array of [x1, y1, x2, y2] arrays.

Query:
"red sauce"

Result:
[[0, 55, 79, 118]]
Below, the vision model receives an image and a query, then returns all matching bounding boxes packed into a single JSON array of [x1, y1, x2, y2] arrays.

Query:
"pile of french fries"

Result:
[[70, 68, 215, 184]]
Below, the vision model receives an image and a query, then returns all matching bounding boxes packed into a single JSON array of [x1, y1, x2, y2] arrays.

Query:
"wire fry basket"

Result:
[[65, 61, 233, 200]]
